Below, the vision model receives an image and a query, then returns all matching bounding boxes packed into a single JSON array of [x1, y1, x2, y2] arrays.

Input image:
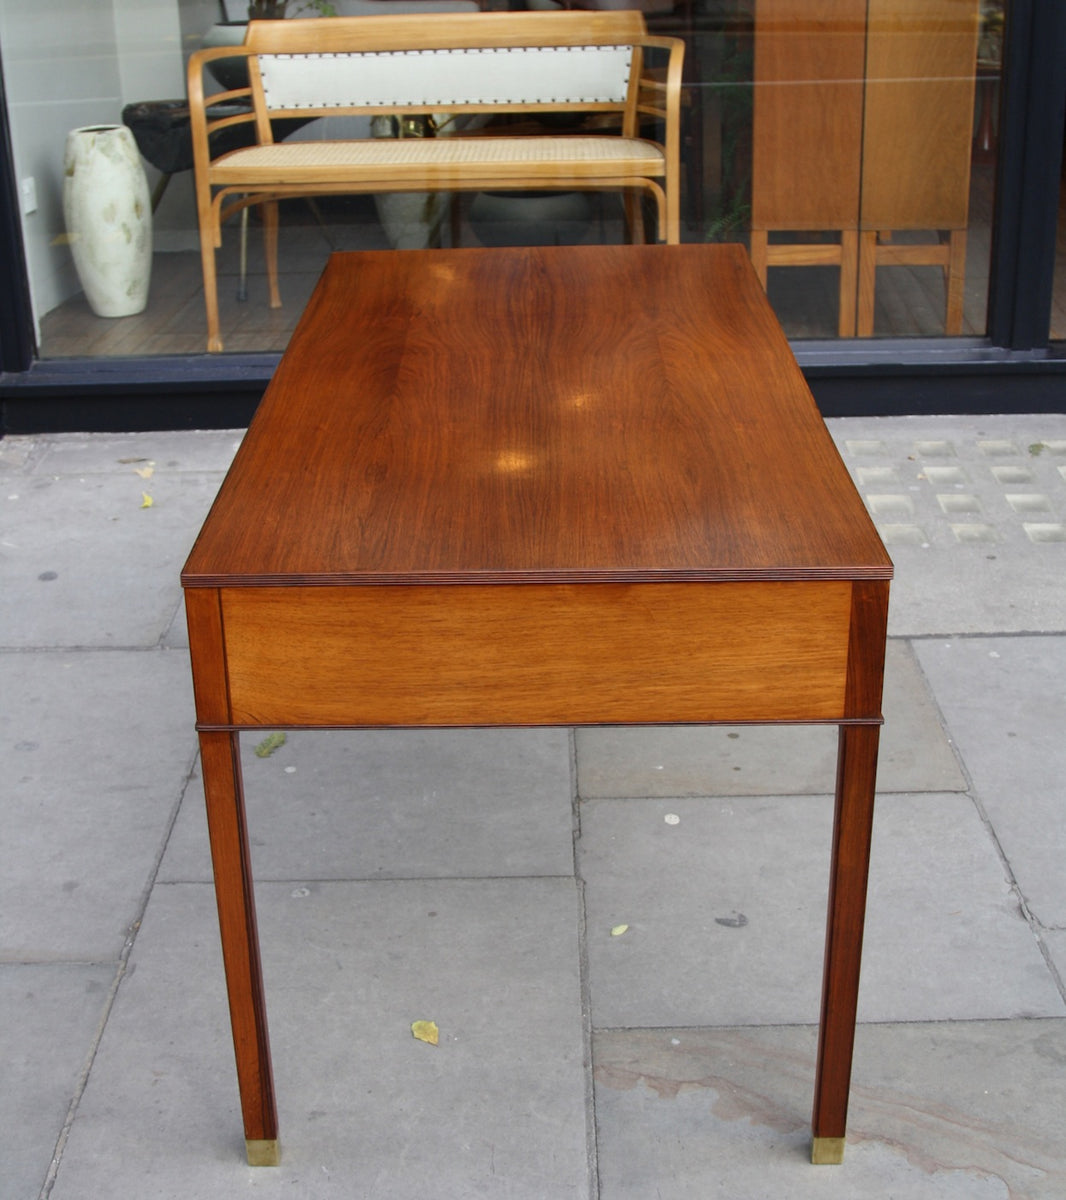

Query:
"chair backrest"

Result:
[[243, 12, 648, 116]]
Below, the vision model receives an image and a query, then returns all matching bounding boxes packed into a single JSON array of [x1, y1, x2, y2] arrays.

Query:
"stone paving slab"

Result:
[[25, 430, 243, 478], [3, 421, 1066, 1199], [1, 432, 238, 651], [593, 1019, 1066, 1199], [0, 649, 196, 962], [160, 728, 576, 883], [49, 878, 590, 1200], [861, 793, 1064, 1022], [1, 471, 213, 649], [576, 640, 964, 799], [0, 962, 115, 1200], [578, 792, 1064, 1029], [161, 596, 191, 649], [826, 415, 1066, 636], [913, 635, 1066, 930], [1045, 930, 1066, 987]]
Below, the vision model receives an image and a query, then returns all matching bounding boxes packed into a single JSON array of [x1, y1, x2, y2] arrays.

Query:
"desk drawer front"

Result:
[[217, 581, 853, 728]]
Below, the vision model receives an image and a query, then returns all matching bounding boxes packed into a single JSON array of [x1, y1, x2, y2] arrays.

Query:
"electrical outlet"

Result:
[[20, 177, 38, 215]]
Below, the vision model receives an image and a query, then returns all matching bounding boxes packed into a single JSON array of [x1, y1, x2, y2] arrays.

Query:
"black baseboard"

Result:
[[1, 388, 261, 434], [0, 355, 273, 434], [808, 367, 1066, 418]]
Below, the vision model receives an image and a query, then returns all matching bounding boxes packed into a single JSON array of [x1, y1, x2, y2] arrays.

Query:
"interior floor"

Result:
[[35, 164, 1025, 360]]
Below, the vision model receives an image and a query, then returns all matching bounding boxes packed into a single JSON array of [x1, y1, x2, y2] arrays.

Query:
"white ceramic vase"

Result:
[[63, 125, 152, 317]]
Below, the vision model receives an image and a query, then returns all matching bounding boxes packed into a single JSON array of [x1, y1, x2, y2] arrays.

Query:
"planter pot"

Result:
[[467, 190, 593, 247], [374, 191, 451, 250], [201, 22, 251, 92], [371, 115, 451, 249], [63, 125, 152, 317]]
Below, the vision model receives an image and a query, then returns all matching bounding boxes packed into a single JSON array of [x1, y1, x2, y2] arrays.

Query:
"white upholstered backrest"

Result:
[[256, 44, 635, 111]]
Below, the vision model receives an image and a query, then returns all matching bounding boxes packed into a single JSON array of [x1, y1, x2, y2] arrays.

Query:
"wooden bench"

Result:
[[187, 11, 684, 351]]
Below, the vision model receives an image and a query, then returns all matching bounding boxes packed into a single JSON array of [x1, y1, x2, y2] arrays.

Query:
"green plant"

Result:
[[248, 1, 336, 16], [220, 0, 335, 19]]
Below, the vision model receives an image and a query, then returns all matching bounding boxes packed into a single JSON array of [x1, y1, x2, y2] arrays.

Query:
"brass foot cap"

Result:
[[811, 1136, 845, 1165], [246, 1138, 280, 1167]]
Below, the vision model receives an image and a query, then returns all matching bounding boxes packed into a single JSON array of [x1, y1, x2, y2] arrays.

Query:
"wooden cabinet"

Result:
[[751, 0, 979, 336]]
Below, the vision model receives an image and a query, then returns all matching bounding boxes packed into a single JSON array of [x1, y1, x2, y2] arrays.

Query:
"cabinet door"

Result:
[[860, 0, 980, 231], [752, 0, 866, 232]]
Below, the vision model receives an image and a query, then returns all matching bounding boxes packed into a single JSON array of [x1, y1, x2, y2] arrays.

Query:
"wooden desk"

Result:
[[182, 243, 892, 1167]]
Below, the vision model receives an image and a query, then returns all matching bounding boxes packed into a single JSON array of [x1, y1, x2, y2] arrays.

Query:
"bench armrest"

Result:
[[187, 46, 259, 172]]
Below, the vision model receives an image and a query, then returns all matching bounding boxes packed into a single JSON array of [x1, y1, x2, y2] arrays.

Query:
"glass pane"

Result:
[[1, 0, 1005, 357], [1052, 117, 1066, 342], [729, 0, 1003, 338]]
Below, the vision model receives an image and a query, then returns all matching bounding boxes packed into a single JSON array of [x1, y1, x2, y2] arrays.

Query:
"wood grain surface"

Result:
[[217, 579, 854, 727], [751, 0, 865, 232], [182, 244, 890, 586], [859, 0, 979, 231]]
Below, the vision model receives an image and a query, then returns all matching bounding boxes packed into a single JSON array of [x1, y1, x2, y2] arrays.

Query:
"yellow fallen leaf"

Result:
[[134, 465, 154, 479], [140, 493, 153, 509], [611, 924, 629, 937], [253, 731, 286, 758], [411, 1020, 439, 1046]]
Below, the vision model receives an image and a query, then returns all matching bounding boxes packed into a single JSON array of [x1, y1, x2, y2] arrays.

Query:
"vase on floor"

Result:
[[63, 125, 152, 317]]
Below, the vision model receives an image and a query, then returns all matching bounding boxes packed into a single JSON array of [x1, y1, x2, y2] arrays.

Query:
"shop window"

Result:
[[1, 0, 1004, 357], [1052, 114, 1066, 342]]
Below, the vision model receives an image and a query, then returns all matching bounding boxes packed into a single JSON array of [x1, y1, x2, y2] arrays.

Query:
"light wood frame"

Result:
[[187, 12, 683, 351]]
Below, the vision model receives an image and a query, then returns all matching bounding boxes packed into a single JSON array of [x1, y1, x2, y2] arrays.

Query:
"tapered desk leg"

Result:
[[199, 730, 279, 1166], [811, 722, 881, 1165]]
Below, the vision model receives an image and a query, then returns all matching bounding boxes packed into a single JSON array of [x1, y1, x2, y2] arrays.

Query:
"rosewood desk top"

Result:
[[183, 244, 892, 590]]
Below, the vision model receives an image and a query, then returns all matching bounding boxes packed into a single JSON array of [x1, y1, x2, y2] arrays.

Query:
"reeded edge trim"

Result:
[[181, 567, 894, 587], [195, 716, 885, 734]]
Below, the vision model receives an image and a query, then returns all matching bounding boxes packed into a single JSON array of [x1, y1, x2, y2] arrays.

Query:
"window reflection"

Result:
[[0, 0, 1005, 356], [1052, 119, 1066, 343], [746, 0, 990, 337]]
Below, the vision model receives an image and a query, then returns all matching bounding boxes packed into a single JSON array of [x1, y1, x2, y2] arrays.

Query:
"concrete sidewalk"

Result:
[[2, 415, 1065, 1199]]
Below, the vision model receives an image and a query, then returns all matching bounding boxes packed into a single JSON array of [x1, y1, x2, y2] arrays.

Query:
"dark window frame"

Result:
[[0, 53, 33, 378], [2, 0, 1064, 432]]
